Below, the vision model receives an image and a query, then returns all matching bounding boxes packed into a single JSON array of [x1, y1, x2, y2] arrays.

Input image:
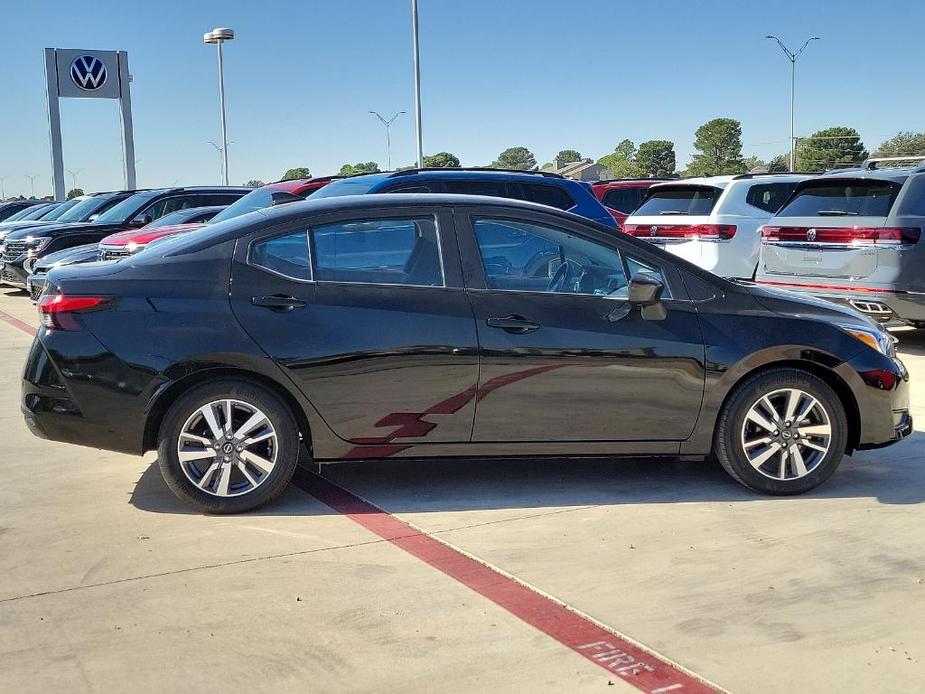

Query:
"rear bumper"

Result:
[[756, 281, 925, 324]]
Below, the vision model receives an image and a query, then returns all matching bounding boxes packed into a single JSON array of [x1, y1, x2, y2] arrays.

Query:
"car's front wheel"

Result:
[[157, 380, 300, 514], [714, 368, 848, 495]]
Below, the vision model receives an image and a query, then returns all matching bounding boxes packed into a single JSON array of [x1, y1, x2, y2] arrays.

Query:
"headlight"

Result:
[[839, 323, 896, 356], [23, 236, 51, 255]]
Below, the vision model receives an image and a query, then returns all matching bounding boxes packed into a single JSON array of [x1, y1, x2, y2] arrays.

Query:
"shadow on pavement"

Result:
[[130, 430, 925, 515]]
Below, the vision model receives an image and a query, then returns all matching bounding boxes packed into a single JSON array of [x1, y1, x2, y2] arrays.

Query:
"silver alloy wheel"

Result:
[[740, 388, 832, 481], [176, 398, 278, 497]]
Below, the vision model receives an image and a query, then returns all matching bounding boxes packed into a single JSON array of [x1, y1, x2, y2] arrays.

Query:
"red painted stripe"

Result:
[[0, 308, 37, 336], [296, 471, 720, 693]]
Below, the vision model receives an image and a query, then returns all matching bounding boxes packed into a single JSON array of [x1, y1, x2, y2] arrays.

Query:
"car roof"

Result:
[[648, 173, 809, 191], [817, 167, 914, 183], [337, 168, 569, 185]]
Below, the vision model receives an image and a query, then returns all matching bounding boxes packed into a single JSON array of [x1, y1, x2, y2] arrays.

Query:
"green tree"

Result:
[[636, 140, 676, 177], [66, 188, 84, 199], [597, 139, 642, 178], [768, 154, 790, 173], [492, 146, 537, 170], [423, 152, 460, 168], [339, 162, 380, 176], [555, 149, 582, 164], [743, 156, 768, 172], [244, 179, 265, 188], [280, 167, 311, 181], [796, 127, 867, 172], [686, 118, 747, 176], [873, 131, 925, 158]]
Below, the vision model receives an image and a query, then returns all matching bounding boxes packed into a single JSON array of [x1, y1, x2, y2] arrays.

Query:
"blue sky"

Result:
[[1, 0, 922, 197]]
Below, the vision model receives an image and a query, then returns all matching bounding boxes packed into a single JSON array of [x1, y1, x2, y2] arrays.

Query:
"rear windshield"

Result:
[[634, 186, 720, 216], [778, 180, 901, 218], [308, 177, 381, 198]]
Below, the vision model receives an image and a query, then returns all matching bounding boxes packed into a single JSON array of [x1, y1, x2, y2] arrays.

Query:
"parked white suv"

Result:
[[622, 173, 809, 279]]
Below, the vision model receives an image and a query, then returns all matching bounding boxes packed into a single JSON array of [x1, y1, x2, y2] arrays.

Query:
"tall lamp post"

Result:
[[766, 35, 820, 171], [25, 174, 40, 199], [204, 27, 235, 185], [411, 0, 423, 168], [66, 167, 84, 191], [0, 177, 7, 200], [208, 141, 234, 183], [369, 111, 406, 170]]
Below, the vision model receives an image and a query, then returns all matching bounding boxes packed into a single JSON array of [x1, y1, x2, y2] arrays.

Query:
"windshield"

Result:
[[94, 190, 160, 224], [57, 193, 128, 223], [210, 188, 283, 224], [634, 186, 721, 216], [38, 198, 81, 221], [308, 177, 380, 199], [17, 204, 58, 221], [777, 180, 901, 217]]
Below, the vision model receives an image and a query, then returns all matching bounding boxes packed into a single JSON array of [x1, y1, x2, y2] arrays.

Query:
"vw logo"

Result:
[[650, 226, 659, 237], [806, 228, 817, 242], [70, 55, 107, 91]]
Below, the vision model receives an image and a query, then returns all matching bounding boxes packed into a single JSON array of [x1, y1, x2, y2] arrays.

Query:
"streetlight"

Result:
[[66, 168, 84, 191], [766, 35, 820, 171], [207, 141, 234, 182], [369, 111, 406, 170], [203, 27, 235, 185], [24, 174, 40, 199], [0, 177, 7, 200], [410, 0, 423, 168]]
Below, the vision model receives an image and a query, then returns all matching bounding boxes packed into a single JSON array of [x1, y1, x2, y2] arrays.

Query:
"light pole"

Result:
[[65, 168, 84, 191], [410, 0, 423, 168], [0, 177, 7, 200], [369, 111, 406, 170], [24, 174, 40, 199], [204, 27, 235, 185], [208, 141, 234, 183], [766, 35, 820, 171]]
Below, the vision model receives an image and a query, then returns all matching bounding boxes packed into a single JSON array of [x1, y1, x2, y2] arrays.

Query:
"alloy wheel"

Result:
[[740, 388, 832, 481], [176, 398, 278, 497]]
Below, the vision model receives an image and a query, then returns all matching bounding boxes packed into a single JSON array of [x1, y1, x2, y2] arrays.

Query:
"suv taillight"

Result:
[[761, 226, 921, 245], [38, 293, 112, 330], [623, 223, 736, 240]]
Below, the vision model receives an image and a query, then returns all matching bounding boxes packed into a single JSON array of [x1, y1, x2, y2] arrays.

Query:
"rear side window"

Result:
[[443, 180, 507, 197], [634, 187, 720, 216], [311, 217, 443, 287], [250, 231, 311, 281], [778, 181, 901, 217], [602, 188, 647, 214], [519, 184, 574, 210], [745, 182, 798, 214]]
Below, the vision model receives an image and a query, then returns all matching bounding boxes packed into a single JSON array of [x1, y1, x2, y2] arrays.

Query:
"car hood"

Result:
[[3, 221, 130, 241], [34, 244, 100, 271], [101, 223, 206, 247], [733, 280, 877, 328]]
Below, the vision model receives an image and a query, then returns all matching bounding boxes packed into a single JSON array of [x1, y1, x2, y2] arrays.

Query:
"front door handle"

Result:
[[252, 295, 307, 311], [486, 315, 540, 334]]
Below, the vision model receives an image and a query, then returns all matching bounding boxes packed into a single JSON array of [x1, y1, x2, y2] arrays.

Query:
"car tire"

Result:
[[714, 368, 848, 495], [157, 379, 300, 514]]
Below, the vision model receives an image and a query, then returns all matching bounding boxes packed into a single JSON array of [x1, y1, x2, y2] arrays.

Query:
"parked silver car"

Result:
[[756, 159, 925, 326]]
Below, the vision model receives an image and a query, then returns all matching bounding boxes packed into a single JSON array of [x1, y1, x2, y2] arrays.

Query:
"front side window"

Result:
[[745, 182, 798, 214], [634, 186, 720, 216], [312, 217, 443, 287], [443, 180, 508, 197], [472, 218, 627, 296], [519, 184, 574, 210], [250, 231, 311, 280]]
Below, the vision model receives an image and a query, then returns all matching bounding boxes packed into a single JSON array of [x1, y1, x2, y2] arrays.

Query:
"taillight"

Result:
[[38, 293, 112, 330], [761, 226, 921, 245], [623, 223, 736, 240]]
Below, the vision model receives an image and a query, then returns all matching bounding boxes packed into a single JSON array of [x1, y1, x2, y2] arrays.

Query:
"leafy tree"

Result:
[[244, 179, 265, 188], [492, 146, 537, 170], [743, 156, 768, 172], [796, 127, 867, 171], [423, 152, 460, 168], [554, 149, 582, 164], [686, 118, 747, 176], [339, 162, 380, 176], [768, 154, 790, 173], [597, 139, 642, 178], [280, 167, 311, 181], [636, 140, 676, 177], [873, 131, 925, 158], [66, 188, 84, 199]]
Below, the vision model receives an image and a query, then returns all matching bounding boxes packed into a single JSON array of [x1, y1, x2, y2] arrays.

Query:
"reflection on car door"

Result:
[[457, 207, 705, 443], [229, 207, 480, 447]]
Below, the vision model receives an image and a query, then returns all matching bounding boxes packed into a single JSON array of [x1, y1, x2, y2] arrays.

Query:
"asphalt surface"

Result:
[[0, 286, 923, 693]]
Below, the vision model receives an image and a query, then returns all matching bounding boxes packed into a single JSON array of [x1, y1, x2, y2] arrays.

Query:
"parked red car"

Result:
[[591, 179, 671, 226], [97, 177, 339, 260]]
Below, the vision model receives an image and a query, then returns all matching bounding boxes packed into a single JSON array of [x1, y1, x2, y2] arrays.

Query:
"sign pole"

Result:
[[118, 51, 136, 190], [44, 49, 66, 200]]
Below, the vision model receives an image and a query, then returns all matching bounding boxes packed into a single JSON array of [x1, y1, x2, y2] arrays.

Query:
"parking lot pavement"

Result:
[[1, 289, 924, 692]]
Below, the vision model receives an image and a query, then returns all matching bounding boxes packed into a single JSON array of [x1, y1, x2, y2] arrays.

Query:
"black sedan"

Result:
[[23, 194, 911, 513]]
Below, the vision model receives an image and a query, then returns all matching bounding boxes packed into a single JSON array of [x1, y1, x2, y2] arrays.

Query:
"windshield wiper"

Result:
[[817, 210, 859, 216]]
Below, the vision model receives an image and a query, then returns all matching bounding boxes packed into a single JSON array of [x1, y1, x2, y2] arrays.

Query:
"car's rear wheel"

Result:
[[157, 380, 300, 513], [714, 368, 848, 495]]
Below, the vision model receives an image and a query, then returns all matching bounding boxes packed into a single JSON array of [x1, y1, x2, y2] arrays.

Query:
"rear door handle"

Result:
[[486, 315, 540, 334], [251, 295, 307, 311]]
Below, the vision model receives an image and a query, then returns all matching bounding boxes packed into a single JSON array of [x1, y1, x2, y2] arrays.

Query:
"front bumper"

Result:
[[26, 272, 47, 302], [0, 256, 28, 288], [844, 349, 912, 450]]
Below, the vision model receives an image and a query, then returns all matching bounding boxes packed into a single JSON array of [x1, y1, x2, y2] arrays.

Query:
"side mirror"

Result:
[[628, 274, 667, 320], [130, 213, 153, 227]]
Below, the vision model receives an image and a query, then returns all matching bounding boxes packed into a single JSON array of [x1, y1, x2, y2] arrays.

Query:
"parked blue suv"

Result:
[[308, 168, 619, 229]]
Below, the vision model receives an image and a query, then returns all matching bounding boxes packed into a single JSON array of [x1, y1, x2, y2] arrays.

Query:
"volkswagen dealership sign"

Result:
[[69, 55, 108, 91], [53, 49, 122, 99]]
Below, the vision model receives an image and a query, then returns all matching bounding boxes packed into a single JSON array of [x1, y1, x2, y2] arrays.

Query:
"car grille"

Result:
[[97, 246, 133, 262], [29, 280, 45, 301], [2, 241, 27, 261]]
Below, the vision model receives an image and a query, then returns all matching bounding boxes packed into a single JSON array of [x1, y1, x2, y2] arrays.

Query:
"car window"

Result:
[[778, 180, 901, 217], [623, 256, 671, 299], [602, 188, 646, 214], [745, 182, 799, 214], [16, 204, 56, 220], [0, 204, 30, 221], [38, 199, 80, 221], [443, 180, 508, 197], [379, 183, 434, 193], [311, 217, 443, 287], [250, 231, 312, 281], [201, 193, 245, 207], [519, 184, 574, 210], [472, 217, 627, 296], [634, 186, 720, 216]]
